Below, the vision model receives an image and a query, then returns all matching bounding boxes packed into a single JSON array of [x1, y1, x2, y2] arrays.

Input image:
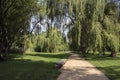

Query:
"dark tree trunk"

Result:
[[0, 49, 8, 61], [0, 53, 7, 61], [109, 50, 116, 57], [0, 35, 11, 61], [80, 47, 87, 57]]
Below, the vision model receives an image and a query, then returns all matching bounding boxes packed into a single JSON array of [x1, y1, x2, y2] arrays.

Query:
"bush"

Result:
[[34, 28, 68, 53], [8, 48, 24, 54], [34, 46, 42, 52]]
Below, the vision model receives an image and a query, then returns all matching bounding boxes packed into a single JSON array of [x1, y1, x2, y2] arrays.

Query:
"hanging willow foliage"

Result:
[[35, 0, 120, 56]]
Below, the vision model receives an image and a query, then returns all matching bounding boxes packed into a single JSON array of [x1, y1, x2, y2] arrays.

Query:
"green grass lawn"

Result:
[[0, 52, 70, 80], [84, 52, 120, 80]]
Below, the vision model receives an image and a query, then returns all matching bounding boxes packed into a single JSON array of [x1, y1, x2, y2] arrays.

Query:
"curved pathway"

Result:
[[57, 54, 109, 80]]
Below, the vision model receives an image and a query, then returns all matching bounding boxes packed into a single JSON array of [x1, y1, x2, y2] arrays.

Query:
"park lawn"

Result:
[[84, 52, 120, 80], [0, 52, 70, 80]]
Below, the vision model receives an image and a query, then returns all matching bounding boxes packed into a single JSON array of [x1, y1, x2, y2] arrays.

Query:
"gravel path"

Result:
[[57, 54, 110, 80]]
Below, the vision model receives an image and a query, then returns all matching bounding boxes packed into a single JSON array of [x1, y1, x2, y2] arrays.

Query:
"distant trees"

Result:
[[33, 28, 68, 52]]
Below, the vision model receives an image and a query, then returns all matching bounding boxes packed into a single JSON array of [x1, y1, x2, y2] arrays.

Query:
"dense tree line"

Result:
[[28, 28, 68, 52], [0, 0, 120, 60], [66, 0, 120, 57], [37, 0, 120, 57]]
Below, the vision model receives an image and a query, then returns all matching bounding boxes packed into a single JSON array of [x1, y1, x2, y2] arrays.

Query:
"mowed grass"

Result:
[[84, 52, 120, 80], [0, 52, 70, 80]]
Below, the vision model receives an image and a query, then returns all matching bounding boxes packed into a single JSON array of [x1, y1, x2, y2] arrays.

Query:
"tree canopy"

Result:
[[0, 0, 120, 60]]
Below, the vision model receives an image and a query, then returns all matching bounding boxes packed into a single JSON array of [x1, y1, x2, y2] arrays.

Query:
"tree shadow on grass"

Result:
[[26, 52, 71, 59], [0, 59, 60, 80]]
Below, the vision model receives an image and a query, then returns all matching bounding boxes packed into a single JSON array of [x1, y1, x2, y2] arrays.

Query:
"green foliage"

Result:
[[104, 2, 117, 16], [68, 21, 81, 51], [89, 22, 103, 53], [33, 28, 68, 53], [102, 31, 119, 52], [0, 0, 38, 54], [65, 0, 120, 56], [8, 48, 24, 54], [1, 0, 120, 57]]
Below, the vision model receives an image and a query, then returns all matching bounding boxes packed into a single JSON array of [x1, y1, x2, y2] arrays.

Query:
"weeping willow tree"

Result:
[[32, 28, 67, 52], [63, 0, 120, 57], [65, 0, 107, 56], [101, 2, 120, 57], [31, 0, 120, 56], [68, 21, 81, 51]]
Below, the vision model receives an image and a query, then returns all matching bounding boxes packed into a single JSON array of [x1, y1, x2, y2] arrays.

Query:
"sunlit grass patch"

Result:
[[84, 52, 120, 80]]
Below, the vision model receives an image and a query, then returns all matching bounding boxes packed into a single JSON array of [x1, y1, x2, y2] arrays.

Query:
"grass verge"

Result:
[[84, 52, 120, 80]]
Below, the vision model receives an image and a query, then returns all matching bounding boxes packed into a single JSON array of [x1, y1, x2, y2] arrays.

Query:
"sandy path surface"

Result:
[[57, 54, 110, 80]]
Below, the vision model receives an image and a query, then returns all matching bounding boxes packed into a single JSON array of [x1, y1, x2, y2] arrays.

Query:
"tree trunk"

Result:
[[0, 50, 8, 61], [80, 47, 87, 57], [109, 50, 116, 57]]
